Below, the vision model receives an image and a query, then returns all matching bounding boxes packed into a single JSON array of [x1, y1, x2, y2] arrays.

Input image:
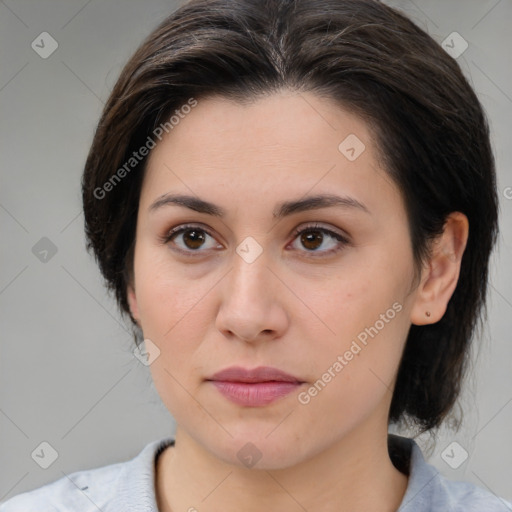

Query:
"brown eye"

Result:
[[162, 224, 221, 255], [300, 231, 324, 251], [179, 229, 207, 250], [290, 224, 349, 257]]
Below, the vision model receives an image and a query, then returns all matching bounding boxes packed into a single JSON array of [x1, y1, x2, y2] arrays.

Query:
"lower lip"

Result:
[[209, 380, 302, 406]]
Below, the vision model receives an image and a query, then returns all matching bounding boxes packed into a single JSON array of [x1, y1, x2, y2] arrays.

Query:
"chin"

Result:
[[205, 428, 310, 471]]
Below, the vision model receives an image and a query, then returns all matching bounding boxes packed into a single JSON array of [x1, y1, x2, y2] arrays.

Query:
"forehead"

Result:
[[147, 91, 373, 163], [139, 91, 401, 220]]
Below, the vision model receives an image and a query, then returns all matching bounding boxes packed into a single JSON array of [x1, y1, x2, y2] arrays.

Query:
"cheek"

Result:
[[298, 308, 408, 432], [320, 270, 393, 338], [309, 270, 409, 400], [134, 245, 211, 333], [132, 255, 218, 399], [137, 279, 211, 356], [137, 265, 213, 414]]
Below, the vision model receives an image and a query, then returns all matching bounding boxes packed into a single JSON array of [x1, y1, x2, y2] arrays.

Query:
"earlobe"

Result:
[[410, 212, 469, 325]]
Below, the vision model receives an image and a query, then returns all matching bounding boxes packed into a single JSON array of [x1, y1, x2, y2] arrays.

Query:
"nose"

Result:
[[215, 248, 289, 343]]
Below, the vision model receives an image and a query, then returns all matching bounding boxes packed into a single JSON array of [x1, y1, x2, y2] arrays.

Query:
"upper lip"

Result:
[[207, 366, 303, 383]]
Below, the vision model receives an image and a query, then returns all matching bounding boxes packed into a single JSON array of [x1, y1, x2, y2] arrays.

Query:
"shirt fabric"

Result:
[[1, 434, 511, 511]]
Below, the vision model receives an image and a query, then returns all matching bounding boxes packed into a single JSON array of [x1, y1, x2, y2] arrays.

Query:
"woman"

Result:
[[2, 0, 510, 510]]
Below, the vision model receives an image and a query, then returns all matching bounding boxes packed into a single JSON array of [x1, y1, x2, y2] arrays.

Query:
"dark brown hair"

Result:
[[82, 0, 499, 434]]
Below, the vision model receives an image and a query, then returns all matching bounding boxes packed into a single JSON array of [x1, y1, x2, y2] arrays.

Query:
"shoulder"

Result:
[[0, 437, 174, 512], [0, 462, 122, 512], [390, 435, 512, 512], [0, 462, 128, 512], [435, 477, 512, 512]]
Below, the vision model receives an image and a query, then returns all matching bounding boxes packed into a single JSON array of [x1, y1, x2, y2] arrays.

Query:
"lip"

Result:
[[208, 365, 303, 383], [206, 366, 305, 407]]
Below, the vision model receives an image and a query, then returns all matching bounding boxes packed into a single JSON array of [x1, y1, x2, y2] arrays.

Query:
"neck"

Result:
[[156, 423, 408, 512]]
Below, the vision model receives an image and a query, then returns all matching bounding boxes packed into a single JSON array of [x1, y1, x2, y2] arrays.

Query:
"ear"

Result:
[[410, 212, 469, 326], [127, 284, 140, 325]]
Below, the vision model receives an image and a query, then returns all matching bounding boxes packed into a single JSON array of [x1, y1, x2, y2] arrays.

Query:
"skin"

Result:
[[127, 90, 469, 512]]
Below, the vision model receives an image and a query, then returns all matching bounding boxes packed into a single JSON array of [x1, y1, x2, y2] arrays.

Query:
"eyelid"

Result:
[[159, 223, 221, 253], [290, 222, 350, 242], [287, 222, 351, 257], [160, 221, 351, 257]]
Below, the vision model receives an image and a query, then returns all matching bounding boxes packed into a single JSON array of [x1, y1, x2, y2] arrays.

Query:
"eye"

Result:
[[289, 223, 350, 256], [160, 222, 350, 257], [160, 224, 221, 255]]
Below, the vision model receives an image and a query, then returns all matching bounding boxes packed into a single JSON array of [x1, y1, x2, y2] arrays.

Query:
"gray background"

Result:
[[1, 0, 511, 505]]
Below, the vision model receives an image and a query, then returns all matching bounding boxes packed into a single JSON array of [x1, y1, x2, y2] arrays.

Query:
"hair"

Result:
[[81, 0, 499, 435]]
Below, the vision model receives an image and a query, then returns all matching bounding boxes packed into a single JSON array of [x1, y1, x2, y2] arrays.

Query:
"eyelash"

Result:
[[159, 223, 350, 258]]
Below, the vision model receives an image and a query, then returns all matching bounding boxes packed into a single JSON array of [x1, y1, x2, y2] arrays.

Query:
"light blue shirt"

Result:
[[1, 435, 511, 511]]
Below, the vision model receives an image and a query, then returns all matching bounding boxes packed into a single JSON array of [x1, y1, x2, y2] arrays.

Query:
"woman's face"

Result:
[[128, 90, 423, 469]]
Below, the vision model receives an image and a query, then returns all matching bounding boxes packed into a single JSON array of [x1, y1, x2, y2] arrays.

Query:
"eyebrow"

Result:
[[148, 192, 370, 218]]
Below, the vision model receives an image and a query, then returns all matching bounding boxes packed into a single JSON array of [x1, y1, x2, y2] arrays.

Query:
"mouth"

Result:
[[207, 365, 303, 383], [205, 366, 305, 406]]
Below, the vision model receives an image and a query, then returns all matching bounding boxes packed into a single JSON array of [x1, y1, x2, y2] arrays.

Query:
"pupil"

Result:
[[181, 229, 324, 251], [184, 230, 205, 249], [302, 231, 322, 250]]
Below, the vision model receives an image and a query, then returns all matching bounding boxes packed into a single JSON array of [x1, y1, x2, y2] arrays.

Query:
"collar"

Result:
[[108, 434, 458, 511]]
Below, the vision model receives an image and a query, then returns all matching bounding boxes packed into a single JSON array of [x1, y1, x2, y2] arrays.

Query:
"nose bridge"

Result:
[[227, 241, 274, 304], [215, 238, 287, 341]]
